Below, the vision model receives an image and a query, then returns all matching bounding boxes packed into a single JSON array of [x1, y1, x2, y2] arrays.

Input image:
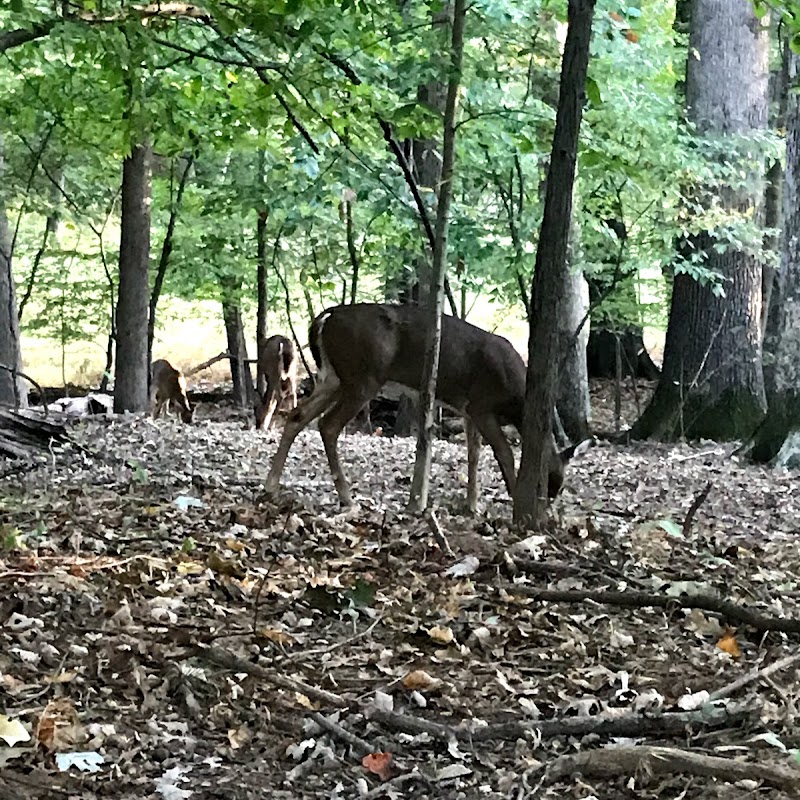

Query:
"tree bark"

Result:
[[114, 142, 152, 414], [148, 153, 193, 366], [630, 0, 768, 441], [557, 264, 591, 442], [747, 51, 800, 466], [513, 0, 595, 526], [220, 277, 253, 409], [256, 207, 269, 397], [0, 136, 26, 408], [408, 0, 466, 512]]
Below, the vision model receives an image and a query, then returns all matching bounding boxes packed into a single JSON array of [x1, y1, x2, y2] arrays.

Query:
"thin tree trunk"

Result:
[[18, 164, 63, 323], [220, 277, 253, 408], [114, 142, 151, 414], [0, 136, 26, 408], [513, 0, 596, 526], [256, 206, 269, 396], [408, 0, 466, 512], [345, 198, 360, 304], [148, 153, 193, 366]]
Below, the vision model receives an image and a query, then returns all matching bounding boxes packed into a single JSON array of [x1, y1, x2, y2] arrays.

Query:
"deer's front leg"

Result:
[[265, 382, 339, 496], [470, 412, 516, 497]]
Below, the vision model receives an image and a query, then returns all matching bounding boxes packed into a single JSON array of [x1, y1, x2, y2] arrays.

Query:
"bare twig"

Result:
[[372, 703, 750, 743], [708, 651, 800, 702], [424, 509, 453, 556], [197, 645, 350, 709], [544, 746, 800, 791], [186, 352, 234, 376], [308, 711, 373, 757], [505, 586, 800, 635], [0, 364, 48, 415], [682, 481, 712, 535]]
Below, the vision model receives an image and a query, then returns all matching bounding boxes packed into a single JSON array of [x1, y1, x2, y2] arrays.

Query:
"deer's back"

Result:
[[317, 304, 526, 423]]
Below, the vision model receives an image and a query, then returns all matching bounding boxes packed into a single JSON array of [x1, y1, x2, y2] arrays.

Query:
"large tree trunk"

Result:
[[0, 136, 26, 408], [114, 143, 152, 414], [408, 0, 466, 512], [747, 52, 800, 466], [220, 278, 253, 409], [630, 0, 768, 441], [513, 0, 595, 526]]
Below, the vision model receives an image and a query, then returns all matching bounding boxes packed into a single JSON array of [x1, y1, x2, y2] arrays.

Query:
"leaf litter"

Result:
[[1, 400, 800, 799]]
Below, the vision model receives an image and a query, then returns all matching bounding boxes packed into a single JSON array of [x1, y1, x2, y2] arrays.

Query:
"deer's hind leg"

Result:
[[318, 380, 381, 506], [465, 417, 482, 514]]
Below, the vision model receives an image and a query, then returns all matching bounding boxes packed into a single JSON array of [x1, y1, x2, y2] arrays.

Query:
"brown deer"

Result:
[[150, 359, 194, 423], [264, 303, 585, 510], [255, 335, 298, 431]]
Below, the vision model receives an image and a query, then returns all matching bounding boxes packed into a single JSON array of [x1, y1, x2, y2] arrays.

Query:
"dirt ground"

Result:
[[1, 380, 799, 799]]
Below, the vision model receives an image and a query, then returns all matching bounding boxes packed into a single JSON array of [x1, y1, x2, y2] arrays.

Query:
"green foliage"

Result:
[[0, 0, 782, 376]]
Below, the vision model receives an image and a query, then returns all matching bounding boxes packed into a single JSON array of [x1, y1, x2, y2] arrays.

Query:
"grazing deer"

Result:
[[150, 359, 194, 423], [264, 303, 584, 510], [255, 334, 298, 431]]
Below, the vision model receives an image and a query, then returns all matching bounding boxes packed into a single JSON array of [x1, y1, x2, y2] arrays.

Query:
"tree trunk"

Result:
[[114, 142, 152, 414], [148, 153, 193, 366], [630, 0, 768, 441], [18, 163, 63, 323], [557, 265, 591, 442], [762, 34, 789, 392], [747, 51, 800, 466], [220, 278, 253, 409], [513, 0, 595, 526], [256, 206, 269, 397], [408, 0, 466, 512], [586, 327, 660, 379], [0, 136, 26, 408]]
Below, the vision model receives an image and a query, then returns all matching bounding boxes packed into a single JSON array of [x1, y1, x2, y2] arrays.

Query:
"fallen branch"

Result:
[[308, 711, 373, 757], [708, 651, 800, 702], [543, 746, 800, 791], [372, 703, 749, 743], [0, 364, 48, 415], [196, 644, 349, 709], [504, 586, 800, 635], [186, 352, 234, 376]]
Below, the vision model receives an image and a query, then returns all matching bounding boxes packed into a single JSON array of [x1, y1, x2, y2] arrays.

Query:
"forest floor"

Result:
[[2, 381, 800, 800]]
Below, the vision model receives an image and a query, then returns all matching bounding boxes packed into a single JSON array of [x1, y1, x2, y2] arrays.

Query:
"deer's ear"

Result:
[[559, 437, 594, 463]]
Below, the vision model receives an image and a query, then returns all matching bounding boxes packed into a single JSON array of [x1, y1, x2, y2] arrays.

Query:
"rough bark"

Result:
[[513, 0, 595, 526], [748, 52, 800, 466], [148, 154, 193, 366], [762, 34, 789, 392], [557, 265, 591, 442], [114, 142, 152, 414], [0, 136, 26, 408], [408, 0, 466, 512], [631, 0, 768, 441], [220, 278, 253, 409]]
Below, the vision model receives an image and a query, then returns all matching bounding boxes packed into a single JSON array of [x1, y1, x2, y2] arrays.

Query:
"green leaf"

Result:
[[655, 519, 682, 537], [586, 76, 602, 107]]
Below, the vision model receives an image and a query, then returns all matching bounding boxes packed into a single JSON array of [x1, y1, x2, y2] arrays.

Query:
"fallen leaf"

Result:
[[362, 751, 392, 781], [0, 715, 30, 746], [427, 625, 454, 645], [402, 670, 442, 692], [717, 629, 741, 658]]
